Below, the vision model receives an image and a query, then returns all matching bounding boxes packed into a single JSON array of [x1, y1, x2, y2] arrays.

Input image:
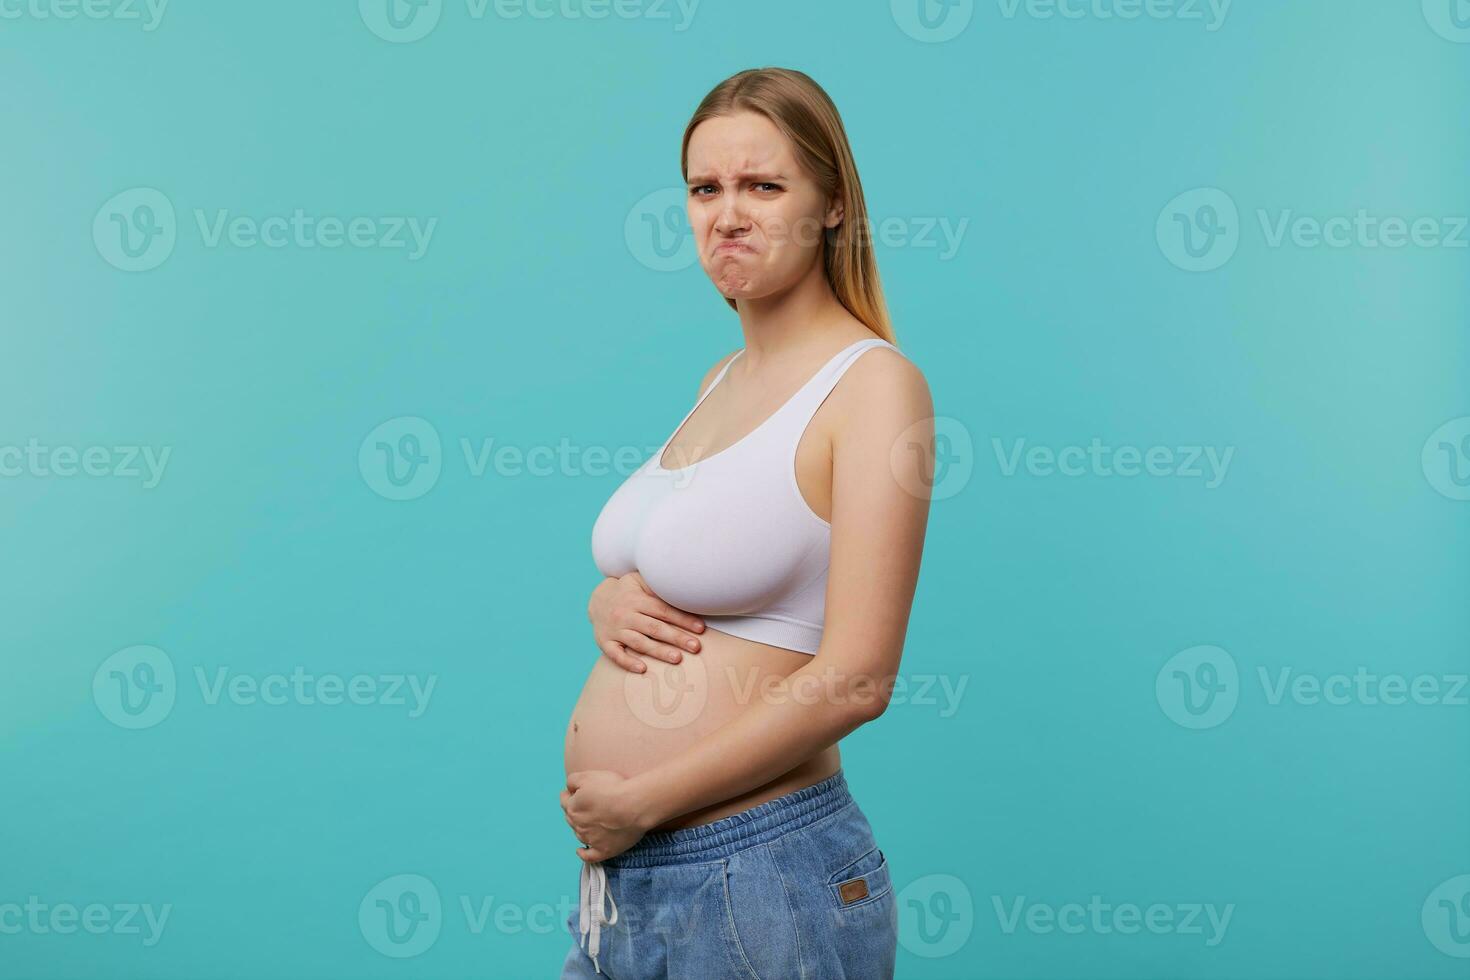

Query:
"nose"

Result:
[[712, 193, 748, 236]]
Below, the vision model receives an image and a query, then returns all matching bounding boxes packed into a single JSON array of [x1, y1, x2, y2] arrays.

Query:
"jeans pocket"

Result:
[[722, 848, 802, 980], [827, 846, 893, 911]]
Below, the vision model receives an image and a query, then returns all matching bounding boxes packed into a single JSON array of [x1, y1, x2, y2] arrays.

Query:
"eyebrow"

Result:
[[686, 172, 787, 185]]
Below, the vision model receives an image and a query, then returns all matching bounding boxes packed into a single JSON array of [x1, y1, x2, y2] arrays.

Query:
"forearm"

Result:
[[627, 658, 886, 828]]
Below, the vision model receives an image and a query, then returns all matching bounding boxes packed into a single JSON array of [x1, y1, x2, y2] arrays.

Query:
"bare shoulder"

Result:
[[836, 342, 933, 430]]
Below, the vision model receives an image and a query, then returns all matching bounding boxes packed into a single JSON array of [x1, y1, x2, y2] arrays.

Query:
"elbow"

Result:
[[835, 674, 892, 725]]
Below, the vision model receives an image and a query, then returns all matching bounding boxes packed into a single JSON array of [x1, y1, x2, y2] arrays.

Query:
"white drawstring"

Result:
[[578, 860, 618, 975]]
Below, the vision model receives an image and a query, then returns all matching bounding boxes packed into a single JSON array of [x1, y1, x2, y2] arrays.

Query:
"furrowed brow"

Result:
[[687, 172, 787, 185]]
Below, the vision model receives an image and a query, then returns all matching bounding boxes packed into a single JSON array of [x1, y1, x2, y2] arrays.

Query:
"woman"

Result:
[[559, 67, 933, 980]]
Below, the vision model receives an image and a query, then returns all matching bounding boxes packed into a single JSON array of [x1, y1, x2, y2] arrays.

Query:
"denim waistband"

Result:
[[607, 770, 852, 868]]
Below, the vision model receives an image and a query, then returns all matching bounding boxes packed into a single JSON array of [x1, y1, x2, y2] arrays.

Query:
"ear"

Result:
[[825, 195, 845, 229]]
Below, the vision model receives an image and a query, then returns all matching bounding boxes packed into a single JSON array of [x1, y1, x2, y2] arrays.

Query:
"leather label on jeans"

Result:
[[838, 878, 869, 904]]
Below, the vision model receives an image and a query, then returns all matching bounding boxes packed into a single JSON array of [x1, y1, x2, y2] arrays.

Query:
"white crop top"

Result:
[[590, 337, 901, 655]]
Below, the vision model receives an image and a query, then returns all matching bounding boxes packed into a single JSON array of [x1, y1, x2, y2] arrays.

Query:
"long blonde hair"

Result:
[[680, 67, 897, 346]]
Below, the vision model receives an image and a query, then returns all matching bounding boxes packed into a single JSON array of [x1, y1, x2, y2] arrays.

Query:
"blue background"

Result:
[[2, 0, 1468, 977]]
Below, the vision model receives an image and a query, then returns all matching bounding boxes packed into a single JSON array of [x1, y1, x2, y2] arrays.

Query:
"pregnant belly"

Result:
[[564, 627, 841, 831]]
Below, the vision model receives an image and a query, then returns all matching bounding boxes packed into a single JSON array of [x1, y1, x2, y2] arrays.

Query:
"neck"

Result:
[[731, 260, 862, 367]]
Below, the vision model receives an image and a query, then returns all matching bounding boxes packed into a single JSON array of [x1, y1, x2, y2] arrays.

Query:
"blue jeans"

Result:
[[560, 770, 898, 979]]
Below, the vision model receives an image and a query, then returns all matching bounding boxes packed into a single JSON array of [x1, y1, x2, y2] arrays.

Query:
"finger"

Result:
[[600, 640, 646, 674], [637, 598, 706, 638], [632, 615, 702, 655], [567, 772, 584, 792], [577, 846, 606, 863], [617, 629, 685, 665]]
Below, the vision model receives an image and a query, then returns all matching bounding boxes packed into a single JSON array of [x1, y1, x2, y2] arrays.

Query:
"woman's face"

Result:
[[685, 110, 841, 301]]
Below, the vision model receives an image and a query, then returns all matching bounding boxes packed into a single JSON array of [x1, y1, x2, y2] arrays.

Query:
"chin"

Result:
[[715, 280, 762, 299]]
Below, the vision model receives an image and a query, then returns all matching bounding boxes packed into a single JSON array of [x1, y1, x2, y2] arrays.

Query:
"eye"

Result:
[[753, 182, 782, 193], [690, 185, 716, 197]]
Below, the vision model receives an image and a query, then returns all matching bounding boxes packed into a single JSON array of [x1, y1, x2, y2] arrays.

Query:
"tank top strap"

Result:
[[774, 338, 900, 447], [698, 349, 745, 405]]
